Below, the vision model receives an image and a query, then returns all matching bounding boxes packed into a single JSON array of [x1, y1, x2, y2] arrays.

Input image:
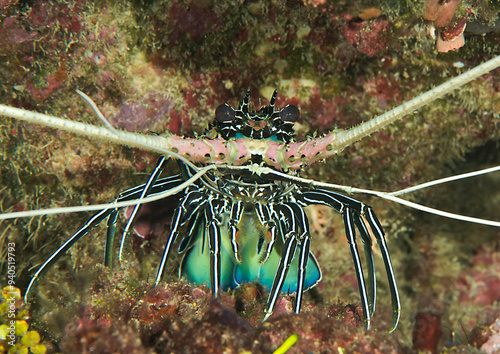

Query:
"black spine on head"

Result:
[[213, 90, 298, 143]]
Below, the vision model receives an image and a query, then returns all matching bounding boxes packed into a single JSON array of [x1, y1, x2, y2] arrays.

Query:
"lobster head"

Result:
[[214, 89, 300, 143]]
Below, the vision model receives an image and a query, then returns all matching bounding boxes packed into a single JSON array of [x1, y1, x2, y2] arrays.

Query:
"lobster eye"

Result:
[[279, 104, 300, 122], [215, 103, 235, 122]]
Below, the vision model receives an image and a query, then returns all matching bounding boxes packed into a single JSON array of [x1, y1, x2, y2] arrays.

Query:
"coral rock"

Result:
[[343, 18, 391, 56]]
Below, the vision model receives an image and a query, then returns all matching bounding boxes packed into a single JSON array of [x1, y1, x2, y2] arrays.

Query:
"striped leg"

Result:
[[263, 203, 301, 321], [320, 193, 376, 314], [352, 211, 376, 316], [108, 173, 186, 267], [285, 202, 312, 315], [334, 194, 400, 331], [228, 201, 244, 263], [300, 190, 372, 328], [255, 203, 278, 263], [104, 209, 119, 267], [300, 189, 400, 331], [25, 173, 185, 302], [362, 206, 401, 333], [343, 206, 372, 330], [118, 156, 167, 262], [155, 190, 205, 285], [204, 198, 226, 298], [176, 205, 204, 255]]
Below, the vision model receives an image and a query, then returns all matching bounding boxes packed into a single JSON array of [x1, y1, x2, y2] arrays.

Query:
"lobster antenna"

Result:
[[0, 165, 214, 221], [0, 101, 207, 172], [284, 55, 500, 169], [2, 55, 500, 171], [389, 165, 500, 196], [332, 55, 500, 153], [374, 193, 500, 228], [75, 89, 120, 135], [227, 165, 500, 228]]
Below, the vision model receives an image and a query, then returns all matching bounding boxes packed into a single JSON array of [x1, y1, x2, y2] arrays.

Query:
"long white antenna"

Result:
[[0, 166, 214, 220], [389, 165, 500, 196], [75, 89, 120, 135], [330, 55, 500, 154]]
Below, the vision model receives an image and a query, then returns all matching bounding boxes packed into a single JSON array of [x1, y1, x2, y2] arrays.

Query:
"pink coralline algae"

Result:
[[165, 1, 222, 45], [0, 1, 84, 103], [110, 93, 178, 134], [1, 2, 82, 53], [59, 280, 256, 352], [2, 17, 38, 44], [58, 275, 401, 352], [457, 247, 500, 307], [300, 90, 360, 131], [29, 65, 68, 101], [362, 75, 401, 110], [412, 312, 442, 353], [343, 17, 391, 57], [481, 317, 500, 354]]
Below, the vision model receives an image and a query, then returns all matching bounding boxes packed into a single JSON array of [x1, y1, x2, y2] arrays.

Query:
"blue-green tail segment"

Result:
[[180, 213, 321, 293]]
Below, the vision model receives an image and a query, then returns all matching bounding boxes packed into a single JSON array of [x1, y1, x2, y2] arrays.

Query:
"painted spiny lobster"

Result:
[[1, 55, 500, 333]]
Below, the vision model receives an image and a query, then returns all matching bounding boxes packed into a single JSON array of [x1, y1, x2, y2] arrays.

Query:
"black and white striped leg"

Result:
[[104, 209, 119, 267], [363, 206, 401, 332], [24, 174, 185, 302], [352, 211, 376, 316], [286, 202, 312, 315], [299, 192, 372, 323], [255, 203, 278, 264], [295, 234, 311, 314], [313, 192, 376, 316], [263, 203, 300, 321], [205, 198, 225, 298], [177, 206, 204, 255], [343, 207, 371, 330], [263, 236, 298, 321], [118, 156, 167, 262], [106, 174, 186, 269], [300, 189, 399, 331], [155, 190, 205, 285], [25, 207, 116, 302], [228, 201, 244, 263]]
